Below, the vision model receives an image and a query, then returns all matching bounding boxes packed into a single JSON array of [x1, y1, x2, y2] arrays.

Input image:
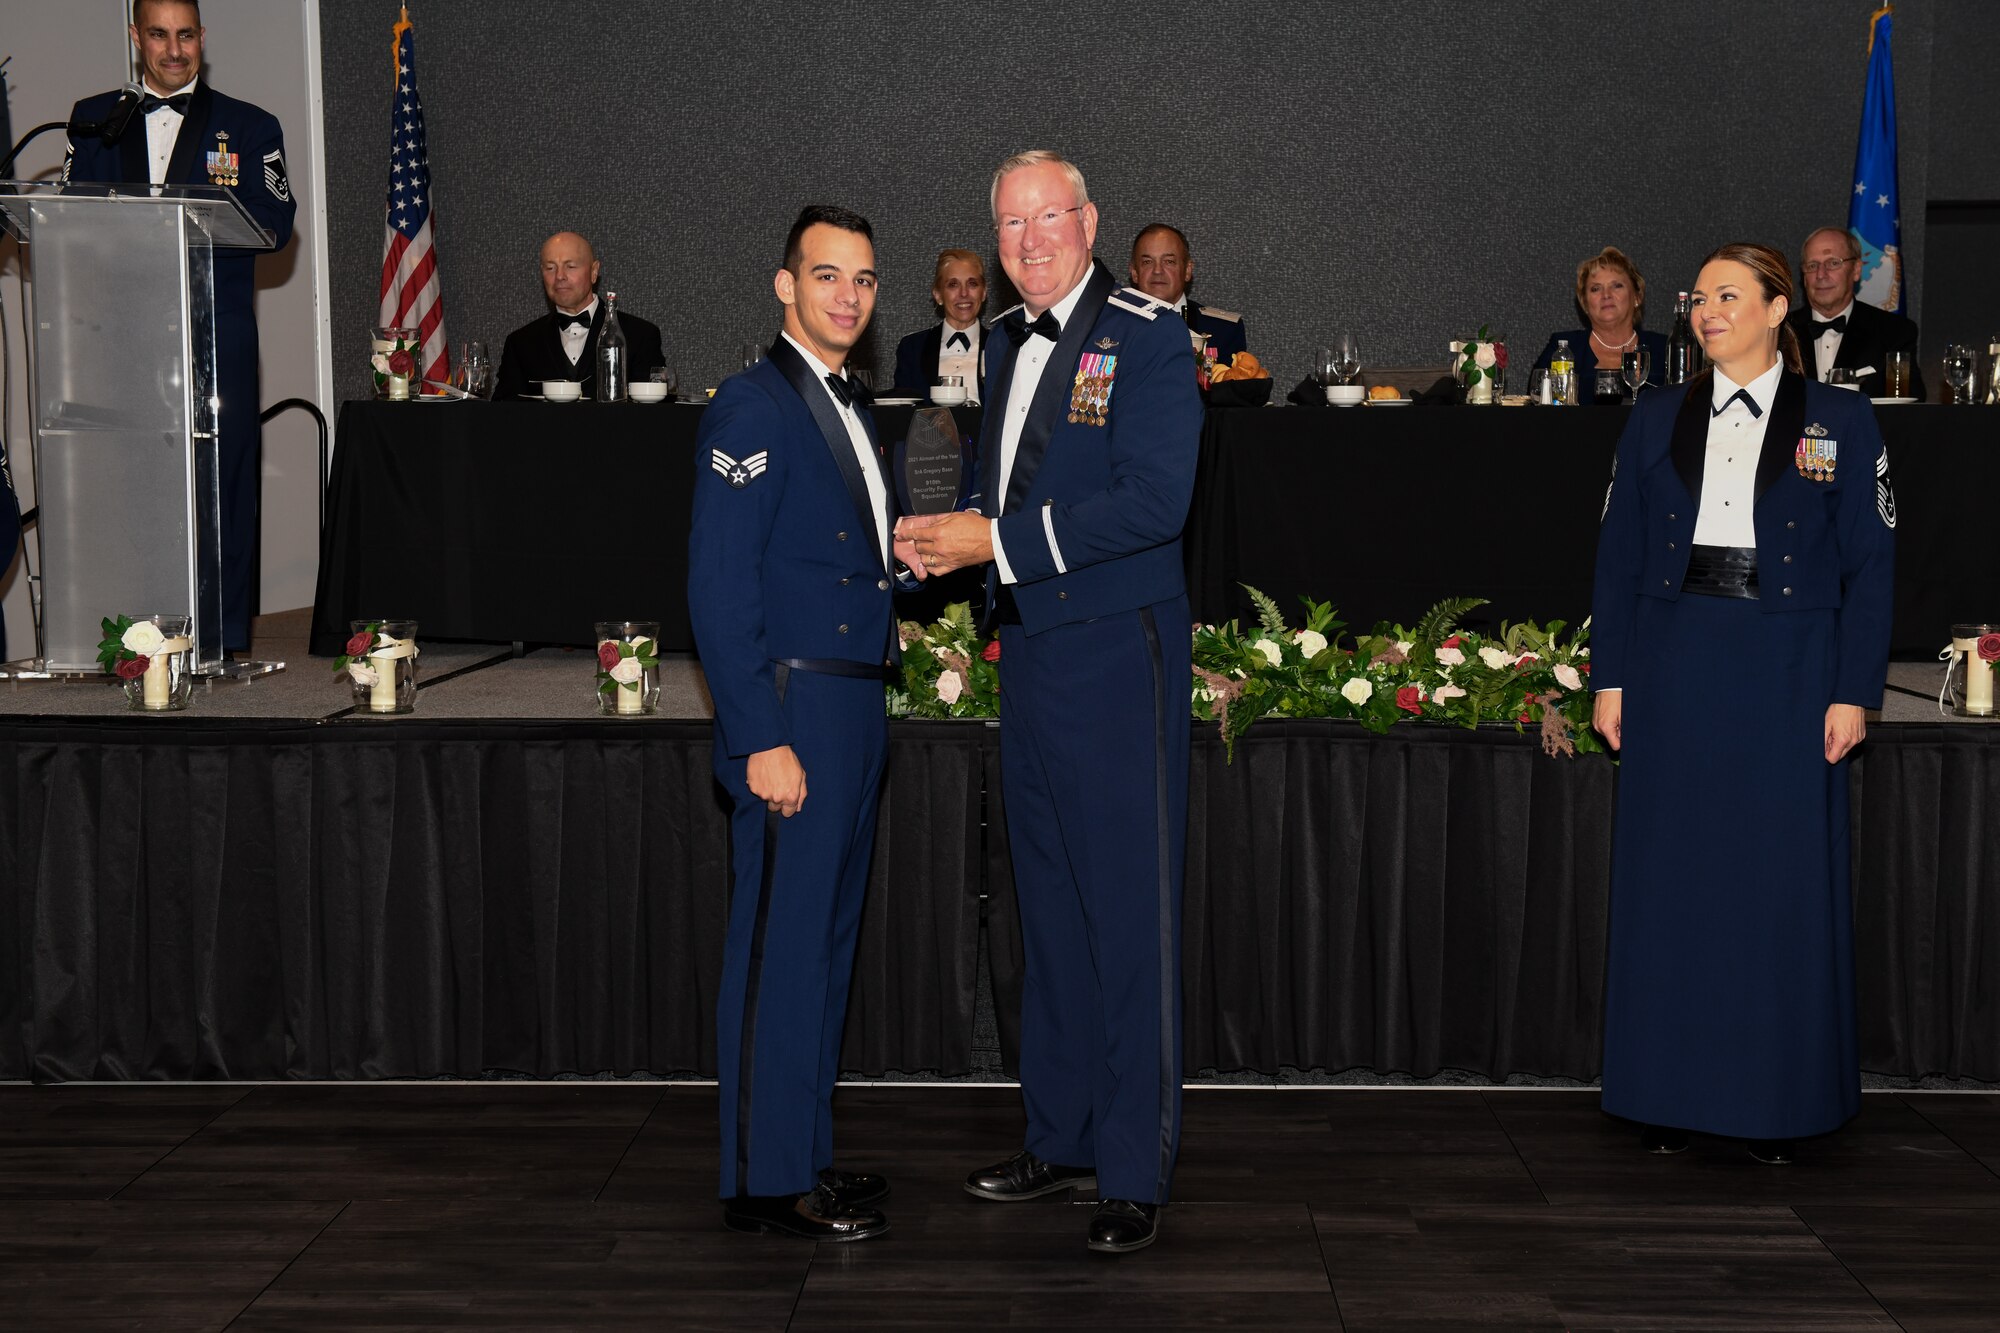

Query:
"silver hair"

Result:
[[990, 150, 1089, 222], [1800, 225, 1861, 263]]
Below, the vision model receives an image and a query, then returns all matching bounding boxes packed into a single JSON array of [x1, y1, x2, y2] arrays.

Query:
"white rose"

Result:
[[1251, 638, 1284, 668], [347, 661, 379, 687], [1477, 645, 1510, 670], [1340, 677, 1373, 707], [936, 669, 964, 704], [1433, 684, 1467, 702], [609, 657, 643, 685], [1435, 646, 1465, 666], [1554, 664, 1584, 691], [1473, 342, 1497, 370], [371, 352, 391, 375], [1293, 629, 1328, 658], [121, 621, 166, 655]]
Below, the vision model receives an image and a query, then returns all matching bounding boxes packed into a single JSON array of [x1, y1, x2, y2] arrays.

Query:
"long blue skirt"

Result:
[[1599, 592, 1859, 1140]]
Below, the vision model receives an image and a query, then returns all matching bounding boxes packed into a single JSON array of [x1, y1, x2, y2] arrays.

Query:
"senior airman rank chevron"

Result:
[[1796, 425, 1837, 482], [711, 448, 768, 488]]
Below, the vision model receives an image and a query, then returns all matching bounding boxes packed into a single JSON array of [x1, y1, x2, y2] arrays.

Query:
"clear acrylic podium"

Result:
[[0, 182, 273, 673]]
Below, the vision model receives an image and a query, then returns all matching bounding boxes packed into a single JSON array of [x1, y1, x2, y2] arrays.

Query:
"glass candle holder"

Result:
[[595, 620, 662, 716], [121, 614, 195, 711], [373, 325, 417, 401], [351, 618, 419, 713], [1947, 624, 1999, 718]]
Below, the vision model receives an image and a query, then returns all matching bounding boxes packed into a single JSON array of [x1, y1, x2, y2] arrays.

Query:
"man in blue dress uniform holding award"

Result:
[[902, 150, 1203, 1253], [688, 204, 925, 1242], [63, 0, 296, 652]]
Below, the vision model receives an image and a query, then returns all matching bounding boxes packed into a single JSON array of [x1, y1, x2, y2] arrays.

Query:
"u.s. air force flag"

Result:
[[1847, 5, 1903, 313]]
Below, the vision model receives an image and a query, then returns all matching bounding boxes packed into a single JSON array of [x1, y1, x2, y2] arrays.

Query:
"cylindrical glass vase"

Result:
[[595, 620, 662, 716], [121, 614, 195, 711], [1948, 623, 1999, 718], [373, 326, 417, 401], [351, 619, 419, 713]]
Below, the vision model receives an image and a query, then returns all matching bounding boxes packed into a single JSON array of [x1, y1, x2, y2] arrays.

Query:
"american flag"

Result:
[[378, 7, 447, 384]]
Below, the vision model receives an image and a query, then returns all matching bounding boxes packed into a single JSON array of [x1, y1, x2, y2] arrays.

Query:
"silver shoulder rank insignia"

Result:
[[1875, 447, 1896, 528], [1095, 337, 1118, 350], [710, 448, 768, 489]]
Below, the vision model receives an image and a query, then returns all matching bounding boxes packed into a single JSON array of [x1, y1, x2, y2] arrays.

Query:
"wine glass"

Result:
[[1332, 334, 1361, 385], [1944, 344, 1975, 403], [1621, 348, 1652, 401], [1313, 347, 1339, 387]]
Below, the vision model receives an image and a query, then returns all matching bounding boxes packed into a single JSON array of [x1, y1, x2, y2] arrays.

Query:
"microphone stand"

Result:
[[0, 122, 72, 179]]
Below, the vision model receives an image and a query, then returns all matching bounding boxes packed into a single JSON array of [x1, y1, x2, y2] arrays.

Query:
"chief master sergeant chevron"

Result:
[[902, 149, 1203, 1255]]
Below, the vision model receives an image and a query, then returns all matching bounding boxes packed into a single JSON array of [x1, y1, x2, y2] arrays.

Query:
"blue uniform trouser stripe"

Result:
[[731, 662, 790, 1195], [1139, 605, 1176, 1201]]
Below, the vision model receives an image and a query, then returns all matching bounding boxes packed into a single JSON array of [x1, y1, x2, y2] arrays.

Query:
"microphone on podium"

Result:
[[86, 83, 146, 144]]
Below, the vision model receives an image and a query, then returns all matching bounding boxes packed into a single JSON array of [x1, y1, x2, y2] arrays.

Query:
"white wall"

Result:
[[0, 0, 331, 659]]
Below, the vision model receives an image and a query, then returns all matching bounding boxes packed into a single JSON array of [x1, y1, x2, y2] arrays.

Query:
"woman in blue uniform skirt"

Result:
[[1589, 242, 1896, 1163]]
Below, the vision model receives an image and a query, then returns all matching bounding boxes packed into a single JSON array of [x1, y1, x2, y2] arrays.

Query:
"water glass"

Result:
[[1944, 344, 1976, 404], [1313, 347, 1338, 387], [740, 342, 765, 371], [1528, 369, 1551, 404], [650, 365, 680, 397], [1332, 333, 1361, 385], [1883, 350, 1913, 398]]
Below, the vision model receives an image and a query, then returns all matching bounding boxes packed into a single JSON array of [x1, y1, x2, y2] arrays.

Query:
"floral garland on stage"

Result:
[[889, 590, 1602, 759]]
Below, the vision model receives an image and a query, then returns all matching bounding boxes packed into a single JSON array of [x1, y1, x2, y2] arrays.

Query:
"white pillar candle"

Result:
[[1955, 637, 1994, 715], [142, 654, 172, 707], [614, 637, 647, 714], [369, 636, 414, 711]]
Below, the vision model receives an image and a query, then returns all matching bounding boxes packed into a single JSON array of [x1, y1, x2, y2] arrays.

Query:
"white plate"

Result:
[[1367, 398, 1413, 407], [872, 396, 922, 406], [1870, 396, 1919, 405]]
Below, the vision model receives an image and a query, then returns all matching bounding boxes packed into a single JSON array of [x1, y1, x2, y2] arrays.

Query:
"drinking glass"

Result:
[[740, 342, 765, 371], [1883, 350, 1913, 398], [853, 368, 878, 394], [1944, 344, 1975, 404], [1331, 334, 1361, 385], [1826, 367, 1861, 391], [1528, 368, 1551, 403], [1313, 347, 1339, 387], [1621, 348, 1651, 400], [650, 365, 680, 397]]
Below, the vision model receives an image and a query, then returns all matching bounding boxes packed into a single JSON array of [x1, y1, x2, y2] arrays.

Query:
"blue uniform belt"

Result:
[[1681, 545, 1759, 600]]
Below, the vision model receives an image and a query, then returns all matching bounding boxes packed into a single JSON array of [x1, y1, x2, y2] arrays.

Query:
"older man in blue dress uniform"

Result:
[[903, 151, 1203, 1254], [1129, 222, 1247, 364], [63, 0, 296, 652], [689, 204, 926, 1243]]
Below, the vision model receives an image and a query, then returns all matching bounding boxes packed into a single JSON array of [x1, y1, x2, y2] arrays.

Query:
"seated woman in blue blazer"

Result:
[[1533, 246, 1671, 403], [892, 249, 988, 400]]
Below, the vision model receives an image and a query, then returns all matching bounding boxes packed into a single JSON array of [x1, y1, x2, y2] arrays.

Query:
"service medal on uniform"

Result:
[[1795, 423, 1836, 482], [206, 130, 238, 187]]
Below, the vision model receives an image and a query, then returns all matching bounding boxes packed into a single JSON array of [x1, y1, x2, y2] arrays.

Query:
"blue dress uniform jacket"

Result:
[[64, 82, 295, 649], [979, 261, 1202, 1205], [892, 321, 987, 396], [688, 337, 905, 1199], [1592, 371, 1895, 707], [1185, 299, 1246, 364]]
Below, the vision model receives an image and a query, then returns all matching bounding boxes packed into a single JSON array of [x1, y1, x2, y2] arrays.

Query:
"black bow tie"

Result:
[[1003, 309, 1061, 346], [557, 310, 593, 332], [141, 92, 191, 116], [946, 330, 971, 351], [1713, 388, 1764, 419], [1811, 315, 1848, 337], [824, 372, 868, 408]]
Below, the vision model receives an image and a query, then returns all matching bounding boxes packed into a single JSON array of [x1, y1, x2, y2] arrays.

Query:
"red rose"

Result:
[[1979, 633, 2000, 665], [116, 656, 149, 680], [387, 348, 415, 378], [1495, 343, 1509, 369], [1395, 684, 1423, 714], [345, 631, 374, 657], [1515, 653, 1537, 666], [982, 640, 1001, 662], [1580, 661, 1591, 674], [1443, 635, 1463, 649], [597, 641, 623, 671]]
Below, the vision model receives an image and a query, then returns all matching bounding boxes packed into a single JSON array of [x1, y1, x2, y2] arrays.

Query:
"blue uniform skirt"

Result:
[[1599, 591, 1859, 1140]]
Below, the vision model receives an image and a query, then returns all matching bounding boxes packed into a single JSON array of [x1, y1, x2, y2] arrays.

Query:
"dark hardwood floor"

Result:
[[3, 1084, 1995, 1330]]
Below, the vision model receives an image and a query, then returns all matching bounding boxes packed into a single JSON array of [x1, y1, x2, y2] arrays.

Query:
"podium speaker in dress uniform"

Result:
[[1592, 241, 1894, 1165], [63, 0, 296, 652], [688, 204, 926, 1242], [492, 231, 664, 399], [902, 151, 1203, 1254], [1129, 222, 1246, 363], [891, 248, 989, 399], [1788, 226, 1924, 401]]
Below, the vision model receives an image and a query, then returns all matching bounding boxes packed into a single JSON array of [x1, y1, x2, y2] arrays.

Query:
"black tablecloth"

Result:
[[1189, 403, 2000, 657]]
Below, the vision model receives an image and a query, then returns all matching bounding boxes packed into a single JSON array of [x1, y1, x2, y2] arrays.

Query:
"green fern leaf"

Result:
[[1242, 584, 1289, 635], [1412, 596, 1489, 645]]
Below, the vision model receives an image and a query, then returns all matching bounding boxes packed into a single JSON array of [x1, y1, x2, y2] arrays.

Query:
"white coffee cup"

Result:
[[628, 382, 669, 403], [1326, 385, 1367, 407], [541, 381, 583, 402]]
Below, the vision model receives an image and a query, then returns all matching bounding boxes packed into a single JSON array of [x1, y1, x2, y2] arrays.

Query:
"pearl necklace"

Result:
[[1592, 328, 1638, 354]]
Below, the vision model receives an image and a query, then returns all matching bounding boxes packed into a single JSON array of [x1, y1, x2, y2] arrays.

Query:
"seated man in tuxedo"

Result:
[[892, 248, 988, 401], [1789, 226, 1924, 400], [493, 231, 664, 399], [1129, 222, 1246, 364]]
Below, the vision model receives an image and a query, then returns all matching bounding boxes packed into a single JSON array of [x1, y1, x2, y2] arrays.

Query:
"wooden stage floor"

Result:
[[4, 1083, 1996, 1330]]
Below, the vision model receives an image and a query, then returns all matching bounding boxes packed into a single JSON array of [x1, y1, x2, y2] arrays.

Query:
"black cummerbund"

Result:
[[1681, 544, 1759, 599]]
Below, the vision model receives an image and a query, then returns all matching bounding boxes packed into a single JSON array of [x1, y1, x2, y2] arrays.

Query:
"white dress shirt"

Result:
[[1692, 358, 1783, 548], [144, 77, 197, 186], [782, 332, 889, 567], [1809, 300, 1854, 382], [989, 275, 1095, 584], [937, 320, 981, 405], [557, 297, 599, 366]]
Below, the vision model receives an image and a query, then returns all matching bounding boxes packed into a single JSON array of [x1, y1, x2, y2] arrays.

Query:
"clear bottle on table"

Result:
[[1666, 291, 1697, 385], [595, 290, 628, 402], [1548, 339, 1576, 406]]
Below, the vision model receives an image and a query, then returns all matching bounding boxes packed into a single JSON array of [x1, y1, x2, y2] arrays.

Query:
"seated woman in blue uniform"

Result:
[[1590, 240, 1895, 1165], [1533, 246, 1671, 403], [891, 249, 988, 400]]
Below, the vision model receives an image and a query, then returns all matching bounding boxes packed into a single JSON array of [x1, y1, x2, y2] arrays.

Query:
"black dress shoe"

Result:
[[722, 1183, 889, 1241], [964, 1149, 1097, 1201], [1640, 1124, 1689, 1154], [1746, 1139, 1796, 1165], [818, 1166, 889, 1208], [1086, 1199, 1160, 1253]]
